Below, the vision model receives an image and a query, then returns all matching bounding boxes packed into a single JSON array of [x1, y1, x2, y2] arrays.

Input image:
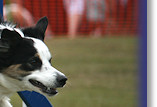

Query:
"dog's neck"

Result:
[[0, 74, 13, 97], [0, 96, 13, 107], [0, 83, 13, 107], [0, 73, 24, 96], [0, 74, 16, 107]]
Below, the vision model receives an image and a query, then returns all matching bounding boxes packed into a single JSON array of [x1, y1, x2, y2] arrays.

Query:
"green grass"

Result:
[[11, 37, 138, 107]]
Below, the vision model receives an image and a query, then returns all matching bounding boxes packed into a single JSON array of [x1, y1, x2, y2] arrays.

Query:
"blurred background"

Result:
[[3, 0, 138, 107]]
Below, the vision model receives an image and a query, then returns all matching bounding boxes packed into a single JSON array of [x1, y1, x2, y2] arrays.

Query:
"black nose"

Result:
[[57, 76, 67, 87]]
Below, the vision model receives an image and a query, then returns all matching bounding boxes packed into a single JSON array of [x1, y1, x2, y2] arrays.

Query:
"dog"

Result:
[[0, 17, 67, 107]]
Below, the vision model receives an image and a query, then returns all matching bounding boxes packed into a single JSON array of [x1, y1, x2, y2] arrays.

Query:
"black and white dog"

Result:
[[0, 17, 67, 107]]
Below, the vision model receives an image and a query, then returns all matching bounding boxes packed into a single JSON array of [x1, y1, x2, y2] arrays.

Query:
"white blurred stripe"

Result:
[[151, 0, 157, 107]]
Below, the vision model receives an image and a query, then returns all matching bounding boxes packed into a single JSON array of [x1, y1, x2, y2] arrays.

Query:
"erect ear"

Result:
[[22, 16, 48, 41], [36, 16, 48, 34], [0, 29, 22, 51]]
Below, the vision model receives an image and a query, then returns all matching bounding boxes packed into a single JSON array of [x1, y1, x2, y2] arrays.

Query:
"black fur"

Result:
[[22, 16, 48, 41], [0, 17, 49, 72], [0, 36, 41, 71]]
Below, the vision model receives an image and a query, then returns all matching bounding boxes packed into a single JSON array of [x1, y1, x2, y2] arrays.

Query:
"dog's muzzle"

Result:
[[29, 75, 67, 96]]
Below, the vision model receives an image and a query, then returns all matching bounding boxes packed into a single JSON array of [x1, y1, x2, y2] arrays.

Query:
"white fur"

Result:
[[14, 28, 24, 37], [0, 24, 15, 31], [0, 74, 26, 107], [0, 24, 24, 38], [0, 97, 12, 107]]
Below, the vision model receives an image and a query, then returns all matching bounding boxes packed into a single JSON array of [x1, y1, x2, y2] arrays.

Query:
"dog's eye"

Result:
[[28, 57, 42, 67], [29, 59, 37, 64], [29, 58, 37, 64], [20, 57, 42, 71]]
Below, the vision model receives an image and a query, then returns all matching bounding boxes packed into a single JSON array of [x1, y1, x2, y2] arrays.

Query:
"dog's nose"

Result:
[[57, 75, 67, 87]]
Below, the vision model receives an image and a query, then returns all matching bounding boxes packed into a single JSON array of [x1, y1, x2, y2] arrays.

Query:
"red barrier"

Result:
[[4, 0, 138, 36]]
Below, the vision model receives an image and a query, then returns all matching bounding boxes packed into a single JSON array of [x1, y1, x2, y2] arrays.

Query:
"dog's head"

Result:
[[0, 17, 67, 96]]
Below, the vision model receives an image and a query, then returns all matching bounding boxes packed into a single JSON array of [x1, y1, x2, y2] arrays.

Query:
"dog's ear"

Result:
[[23, 16, 48, 41], [35, 16, 48, 41], [36, 16, 48, 35], [0, 29, 22, 51]]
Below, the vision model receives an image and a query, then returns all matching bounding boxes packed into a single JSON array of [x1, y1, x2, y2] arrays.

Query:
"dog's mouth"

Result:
[[29, 79, 58, 96]]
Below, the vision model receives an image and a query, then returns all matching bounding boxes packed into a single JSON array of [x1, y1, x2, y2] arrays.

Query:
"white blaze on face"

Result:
[[32, 38, 51, 64], [31, 38, 55, 73], [27, 38, 65, 87]]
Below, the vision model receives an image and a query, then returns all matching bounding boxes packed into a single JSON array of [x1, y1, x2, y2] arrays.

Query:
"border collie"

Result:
[[0, 17, 67, 107]]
